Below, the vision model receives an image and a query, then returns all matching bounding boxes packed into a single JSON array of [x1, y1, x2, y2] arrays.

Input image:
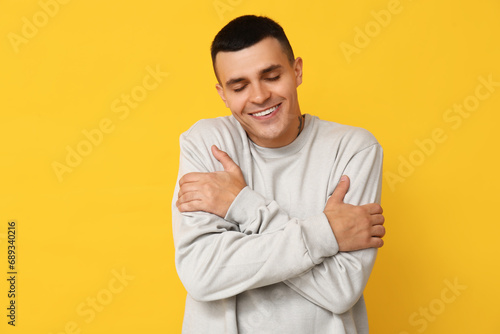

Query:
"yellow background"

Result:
[[1, 0, 499, 333]]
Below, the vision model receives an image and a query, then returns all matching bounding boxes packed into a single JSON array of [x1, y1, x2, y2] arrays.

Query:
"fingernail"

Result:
[[340, 175, 347, 182]]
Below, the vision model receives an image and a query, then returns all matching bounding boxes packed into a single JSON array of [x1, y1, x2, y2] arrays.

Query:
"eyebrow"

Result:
[[225, 64, 283, 87]]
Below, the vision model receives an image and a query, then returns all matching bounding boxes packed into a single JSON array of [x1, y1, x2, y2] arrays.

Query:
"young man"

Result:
[[172, 15, 385, 333]]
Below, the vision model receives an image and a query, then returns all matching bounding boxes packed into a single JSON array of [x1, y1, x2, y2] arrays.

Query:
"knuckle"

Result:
[[353, 206, 363, 215], [359, 231, 370, 242], [361, 216, 370, 226], [205, 187, 215, 198]]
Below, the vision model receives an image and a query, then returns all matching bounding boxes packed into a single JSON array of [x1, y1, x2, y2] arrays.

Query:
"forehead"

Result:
[[215, 37, 290, 84]]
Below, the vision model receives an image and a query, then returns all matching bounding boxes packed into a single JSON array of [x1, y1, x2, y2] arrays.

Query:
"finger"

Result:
[[370, 213, 385, 225], [329, 175, 350, 204], [177, 191, 203, 208], [179, 172, 206, 186], [177, 199, 204, 213], [178, 182, 203, 199], [369, 237, 384, 248], [211, 145, 239, 172], [363, 203, 383, 215], [372, 224, 386, 238]]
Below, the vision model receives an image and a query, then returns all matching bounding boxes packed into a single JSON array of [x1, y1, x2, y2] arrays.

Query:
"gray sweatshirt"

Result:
[[172, 114, 383, 333]]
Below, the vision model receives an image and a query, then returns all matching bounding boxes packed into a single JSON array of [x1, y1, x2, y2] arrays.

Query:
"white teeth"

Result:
[[253, 105, 279, 117]]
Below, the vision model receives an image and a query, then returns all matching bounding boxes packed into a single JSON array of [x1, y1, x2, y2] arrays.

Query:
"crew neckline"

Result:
[[248, 114, 315, 158]]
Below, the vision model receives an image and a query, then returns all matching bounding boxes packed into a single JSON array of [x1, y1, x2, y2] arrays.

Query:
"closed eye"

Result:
[[234, 85, 247, 92], [266, 75, 280, 81], [232, 75, 280, 92]]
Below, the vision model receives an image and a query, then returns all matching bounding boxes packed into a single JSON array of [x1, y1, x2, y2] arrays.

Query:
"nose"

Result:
[[249, 82, 271, 105]]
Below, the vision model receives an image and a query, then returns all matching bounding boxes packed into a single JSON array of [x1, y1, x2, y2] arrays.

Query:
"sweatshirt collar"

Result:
[[247, 114, 315, 158]]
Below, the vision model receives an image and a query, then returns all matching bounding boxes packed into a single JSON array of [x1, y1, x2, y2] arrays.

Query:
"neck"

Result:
[[297, 114, 305, 137]]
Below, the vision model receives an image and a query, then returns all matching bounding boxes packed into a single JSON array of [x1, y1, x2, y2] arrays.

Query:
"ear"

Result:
[[293, 57, 303, 87], [216, 83, 229, 107]]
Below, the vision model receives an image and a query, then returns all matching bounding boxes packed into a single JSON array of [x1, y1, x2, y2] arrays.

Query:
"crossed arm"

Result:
[[177, 145, 385, 252], [174, 144, 385, 313]]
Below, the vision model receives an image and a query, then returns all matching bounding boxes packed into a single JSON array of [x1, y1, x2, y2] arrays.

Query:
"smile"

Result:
[[251, 103, 281, 117]]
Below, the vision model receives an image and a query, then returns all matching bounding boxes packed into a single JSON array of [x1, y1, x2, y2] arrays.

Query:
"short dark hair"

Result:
[[211, 15, 295, 81]]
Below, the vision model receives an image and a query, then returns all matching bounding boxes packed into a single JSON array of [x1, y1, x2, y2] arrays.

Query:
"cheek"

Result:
[[275, 81, 296, 98], [227, 95, 247, 114]]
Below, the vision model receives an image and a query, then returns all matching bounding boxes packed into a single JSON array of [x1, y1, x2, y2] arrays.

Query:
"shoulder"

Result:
[[312, 116, 380, 154], [181, 116, 239, 140], [178, 116, 249, 170], [180, 116, 245, 147]]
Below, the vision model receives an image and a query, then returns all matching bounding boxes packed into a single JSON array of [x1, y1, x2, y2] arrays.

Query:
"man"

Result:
[[172, 15, 385, 333]]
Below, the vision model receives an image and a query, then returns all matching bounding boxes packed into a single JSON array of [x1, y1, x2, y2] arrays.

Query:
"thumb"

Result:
[[330, 175, 350, 203], [211, 145, 239, 172]]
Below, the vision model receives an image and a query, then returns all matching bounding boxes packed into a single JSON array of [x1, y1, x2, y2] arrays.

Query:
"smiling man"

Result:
[[172, 15, 385, 334], [214, 36, 303, 148]]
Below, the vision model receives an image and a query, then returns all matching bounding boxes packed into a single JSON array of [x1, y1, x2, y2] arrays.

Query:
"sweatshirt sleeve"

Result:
[[284, 143, 383, 314], [172, 133, 339, 302], [224, 143, 383, 314]]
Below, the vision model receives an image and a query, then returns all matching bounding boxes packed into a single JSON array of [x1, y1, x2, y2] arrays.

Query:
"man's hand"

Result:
[[176, 145, 247, 217], [324, 175, 385, 251]]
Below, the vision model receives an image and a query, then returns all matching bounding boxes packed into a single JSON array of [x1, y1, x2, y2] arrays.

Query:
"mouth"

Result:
[[249, 103, 282, 118]]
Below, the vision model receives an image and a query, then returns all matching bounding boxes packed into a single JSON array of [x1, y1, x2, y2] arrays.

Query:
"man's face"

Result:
[[215, 37, 303, 148]]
